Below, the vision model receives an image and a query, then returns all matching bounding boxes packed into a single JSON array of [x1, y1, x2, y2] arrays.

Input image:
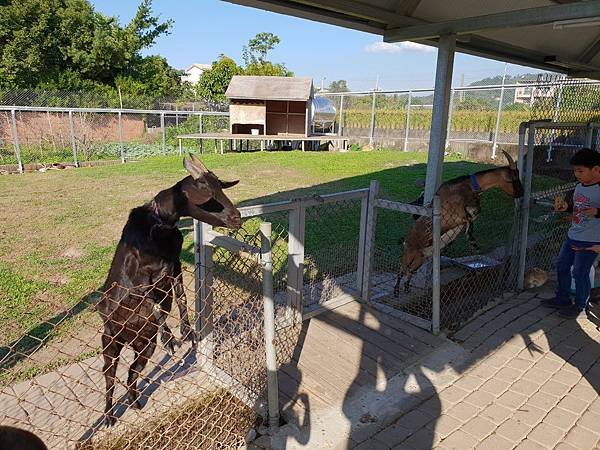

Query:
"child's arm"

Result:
[[572, 244, 600, 253]]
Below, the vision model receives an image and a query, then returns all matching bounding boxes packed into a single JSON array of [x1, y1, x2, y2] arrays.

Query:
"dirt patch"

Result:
[[48, 274, 70, 285], [58, 246, 84, 259]]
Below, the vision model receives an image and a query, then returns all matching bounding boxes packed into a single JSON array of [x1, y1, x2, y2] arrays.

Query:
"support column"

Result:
[[423, 34, 456, 205]]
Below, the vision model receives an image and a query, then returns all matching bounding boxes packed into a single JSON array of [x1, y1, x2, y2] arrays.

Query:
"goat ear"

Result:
[[502, 150, 516, 168], [184, 157, 205, 180], [188, 153, 209, 172], [220, 180, 239, 189]]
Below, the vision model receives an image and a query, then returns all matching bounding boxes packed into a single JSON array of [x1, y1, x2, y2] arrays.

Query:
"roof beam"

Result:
[[580, 33, 600, 64], [223, 0, 386, 34], [384, 0, 600, 42], [290, 0, 420, 26], [394, 0, 422, 16]]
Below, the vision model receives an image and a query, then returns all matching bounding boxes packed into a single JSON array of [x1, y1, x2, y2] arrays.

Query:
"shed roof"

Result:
[[226, 76, 313, 101], [224, 0, 600, 79]]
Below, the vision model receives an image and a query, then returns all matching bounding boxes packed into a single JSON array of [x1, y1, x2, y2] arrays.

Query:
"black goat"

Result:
[[97, 154, 241, 426]]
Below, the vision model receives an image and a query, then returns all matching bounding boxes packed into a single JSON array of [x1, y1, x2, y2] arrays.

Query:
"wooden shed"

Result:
[[225, 76, 313, 136]]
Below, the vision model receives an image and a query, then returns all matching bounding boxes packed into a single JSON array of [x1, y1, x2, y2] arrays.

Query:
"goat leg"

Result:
[[173, 264, 196, 346], [127, 338, 156, 409], [465, 221, 480, 252], [101, 333, 123, 427], [404, 273, 413, 293], [151, 303, 181, 355]]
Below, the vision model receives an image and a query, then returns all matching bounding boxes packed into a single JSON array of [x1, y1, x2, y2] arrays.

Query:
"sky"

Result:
[[89, 0, 546, 91]]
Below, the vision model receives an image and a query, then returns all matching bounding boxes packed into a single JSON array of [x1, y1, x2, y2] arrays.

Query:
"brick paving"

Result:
[[355, 286, 600, 450]]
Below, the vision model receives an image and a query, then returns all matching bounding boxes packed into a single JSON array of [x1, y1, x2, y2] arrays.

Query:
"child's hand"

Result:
[[572, 244, 600, 253], [583, 207, 599, 218]]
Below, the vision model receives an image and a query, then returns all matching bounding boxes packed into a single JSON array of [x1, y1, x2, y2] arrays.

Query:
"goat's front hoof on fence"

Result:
[[162, 335, 181, 355], [103, 415, 116, 428], [181, 326, 196, 345], [128, 398, 142, 410]]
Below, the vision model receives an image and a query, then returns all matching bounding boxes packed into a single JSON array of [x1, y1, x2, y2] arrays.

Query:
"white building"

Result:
[[513, 83, 557, 106], [180, 64, 212, 85]]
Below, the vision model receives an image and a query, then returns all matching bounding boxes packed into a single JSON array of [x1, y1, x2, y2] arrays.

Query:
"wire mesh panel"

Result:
[[342, 93, 376, 142], [303, 198, 363, 310], [436, 190, 521, 330], [0, 110, 16, 168], [0, 231, 272, 448], [369, 205, 433, 327], [72, 112, 121, 163], [13, 110, 74, 165], [519, 123, 588, 290], [217, 211, 289, 313], [406, 92, 434, 152], [525, 185, 575, 274]]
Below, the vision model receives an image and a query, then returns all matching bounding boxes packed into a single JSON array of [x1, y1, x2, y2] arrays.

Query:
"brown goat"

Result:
[[98, 154, 241, 426], [395, 150, 523, 295]]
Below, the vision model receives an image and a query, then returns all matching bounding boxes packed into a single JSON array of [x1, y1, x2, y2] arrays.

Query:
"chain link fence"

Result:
[[0, 107, 229, 172], [0, 222, 278, 449], [324, 78, 600, 159]]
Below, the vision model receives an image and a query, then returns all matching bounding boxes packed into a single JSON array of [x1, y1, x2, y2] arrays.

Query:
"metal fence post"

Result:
[[492, 65, 507, 159], [338, 94, 345, 137], [68, 110, 79, 167], [361, 180, 379, 302], [287, 203, 305, 322], [195, 220, 214, 362], [10, 109, 23, 173], [517, 124, 536, 290], [423, 34, 456, 205], [260, 222, 280, 429], [199, 113, 204, 154], [432, 196, 441, 335], [403, 91, 412, 152], [160, 112, 166, 154], [369, 91, 376, 146], [586, 123, 594, 148], [445, 89, 455, 150], [118, 111, 125, 163], [356, 192, 369, 294]]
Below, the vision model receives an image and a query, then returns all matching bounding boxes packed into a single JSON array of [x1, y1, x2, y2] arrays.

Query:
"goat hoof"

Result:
[[181, 327, 196, 343], [129, 399, 142, 410], [165, 338, 181, 355], [103, 415, 116, 427], [393, 287, 400, 298]]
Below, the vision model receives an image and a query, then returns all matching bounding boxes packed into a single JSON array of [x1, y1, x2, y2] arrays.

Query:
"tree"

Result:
[[244, 61, 293, 77], [242, 32, 280, 66], [327, 80, 349, 93], [196, 56, 243, 102], [240, 32, 292, 77], [0, 0, 180, 97]]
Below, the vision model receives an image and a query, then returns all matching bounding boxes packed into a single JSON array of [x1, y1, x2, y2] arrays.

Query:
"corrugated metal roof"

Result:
[[226, 76, 313, 101], [224, 0, 600, 79]]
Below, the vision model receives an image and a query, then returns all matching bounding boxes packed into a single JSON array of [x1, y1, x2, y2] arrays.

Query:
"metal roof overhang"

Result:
[[223, 0, 600, 78]]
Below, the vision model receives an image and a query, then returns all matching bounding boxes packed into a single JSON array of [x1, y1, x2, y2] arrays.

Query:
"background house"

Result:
[[180, 63, 212, 85]]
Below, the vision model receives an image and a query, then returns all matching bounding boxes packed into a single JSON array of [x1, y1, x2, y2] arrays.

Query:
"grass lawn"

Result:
[[1, 149, 558, 383]]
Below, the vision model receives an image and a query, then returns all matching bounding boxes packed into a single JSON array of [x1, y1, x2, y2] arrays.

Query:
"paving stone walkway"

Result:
[[354, 287, 600, 450]]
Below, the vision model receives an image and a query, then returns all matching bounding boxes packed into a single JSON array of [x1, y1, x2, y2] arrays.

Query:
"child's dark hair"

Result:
[[570, 147, 600, 168]]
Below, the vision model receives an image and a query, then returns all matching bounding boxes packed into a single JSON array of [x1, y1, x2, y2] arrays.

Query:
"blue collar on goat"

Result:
[[469, 174, 481, 192]]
